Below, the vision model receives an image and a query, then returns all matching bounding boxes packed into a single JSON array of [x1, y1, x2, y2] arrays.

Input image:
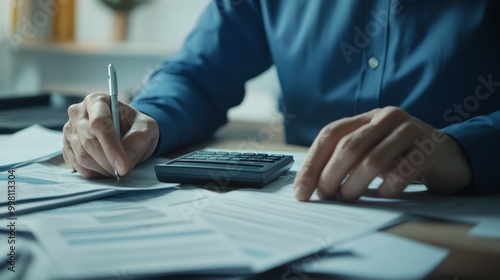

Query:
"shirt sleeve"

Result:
[[131, 0, 272, 155], [441, 111, 500, 194]]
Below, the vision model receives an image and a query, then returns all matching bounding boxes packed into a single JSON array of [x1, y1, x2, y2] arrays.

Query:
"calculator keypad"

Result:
[[180, 151, 284, 164], [156, 150, 294, 188]]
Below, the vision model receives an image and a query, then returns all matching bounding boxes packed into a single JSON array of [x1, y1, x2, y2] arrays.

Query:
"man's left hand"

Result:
[[293, 107, 472, 202]]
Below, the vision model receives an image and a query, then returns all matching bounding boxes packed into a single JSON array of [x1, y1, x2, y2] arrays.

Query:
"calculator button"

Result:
[[196, 151, 216, 155], [239, 158, 256, 161], [216, 157, 231, 160], [259, 159, 275, 163], [242, 153, 256, 156], [267, 156, 282, 160]]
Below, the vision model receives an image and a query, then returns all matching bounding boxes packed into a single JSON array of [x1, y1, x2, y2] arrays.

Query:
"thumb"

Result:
[[121, 129, 150, 174]]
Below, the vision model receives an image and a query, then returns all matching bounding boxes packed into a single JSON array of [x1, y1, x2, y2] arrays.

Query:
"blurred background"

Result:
[[0, 0, 280, 123]]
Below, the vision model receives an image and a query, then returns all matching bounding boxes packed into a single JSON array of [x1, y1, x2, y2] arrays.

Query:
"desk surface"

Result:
[[185, 120, 500, 279]]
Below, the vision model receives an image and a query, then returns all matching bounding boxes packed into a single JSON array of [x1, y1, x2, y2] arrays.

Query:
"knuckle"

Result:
[[399, 121, 419, 134], [318, 124, 336, 141], [84, 92, 108, 108], [62, 122, 72, 134], [359, 158, 379, 174], [87, 92, 107, 101], [373, 106, 408, 125], [89, 115, 112, 133], [145, 115, 158, 129], [74, 148, 93, 168], [93, 93, 109, 103], [67, 104, 80, 118], [81, 135, 99, 152], [382, 106, 405, 117], [337, 136, 356, 156]]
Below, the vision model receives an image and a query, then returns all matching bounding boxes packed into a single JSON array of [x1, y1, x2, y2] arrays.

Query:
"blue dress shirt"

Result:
[[132, 0, 500, 194]]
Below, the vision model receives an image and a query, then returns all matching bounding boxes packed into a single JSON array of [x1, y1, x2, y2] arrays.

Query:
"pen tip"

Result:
[[114, 170, 120, 184]]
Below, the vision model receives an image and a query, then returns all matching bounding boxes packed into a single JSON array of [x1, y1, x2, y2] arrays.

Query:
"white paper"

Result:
[[28, 184, 219, 219], [355, 177, 500, 225], [469, 218, 500, 239], [26, 206, 250, 279], [0, 158, 180, 216], [0, 124, 63, 170], [196, 171, 402, 272], [301, 232, 448, 280], [0, 235, 55, 280]]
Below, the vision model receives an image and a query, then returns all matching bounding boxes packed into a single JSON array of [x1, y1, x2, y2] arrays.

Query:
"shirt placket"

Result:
[[354, 0, 390, 114]]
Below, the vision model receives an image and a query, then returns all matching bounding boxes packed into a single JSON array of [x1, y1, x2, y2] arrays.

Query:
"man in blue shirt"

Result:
[[63, 0, 500, 201]]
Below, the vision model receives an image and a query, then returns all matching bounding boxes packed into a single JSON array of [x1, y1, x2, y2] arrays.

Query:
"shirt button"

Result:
[[368, 57, 379, 69]]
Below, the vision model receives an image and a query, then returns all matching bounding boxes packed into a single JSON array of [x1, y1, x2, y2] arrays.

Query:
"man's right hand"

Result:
[[63, 92, 159, 178]]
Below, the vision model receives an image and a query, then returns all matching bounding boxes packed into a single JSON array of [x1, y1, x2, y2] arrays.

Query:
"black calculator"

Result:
[[155, 150, 294, 188]]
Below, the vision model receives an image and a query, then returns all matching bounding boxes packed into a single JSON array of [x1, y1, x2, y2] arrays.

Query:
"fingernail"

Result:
[[294, 185, 309, 201], [114, 158, 124, 175]]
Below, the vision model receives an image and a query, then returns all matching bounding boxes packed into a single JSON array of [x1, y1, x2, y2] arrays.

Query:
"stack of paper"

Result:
[[0, 158, 180, 218], [301, 232, 448, 279], [199, 172, 402, 273], [0, 124, 63, 171], [24, 206, 251, 279]]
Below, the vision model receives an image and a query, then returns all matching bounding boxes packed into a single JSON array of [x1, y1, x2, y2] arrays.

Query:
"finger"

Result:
[[66, 107, 113, 177], [76, 116, 116, 175], [67, 122, 113, 177], [84, 94, 130, 175], [294, 109, 378, 201], [63, 120, 81, 171], [121, 114, 160, 171], [317, 107, 410, 199], [121, 130, 149, 175], [340, 121, 421, 202], [318, 118, 400, 199], [64, 131, 106, 178], [63, 122, 75, 168], [378, 147, 428, 198]]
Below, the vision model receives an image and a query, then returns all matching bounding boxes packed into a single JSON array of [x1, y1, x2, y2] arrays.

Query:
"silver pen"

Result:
[[108, 63, 121, 183]]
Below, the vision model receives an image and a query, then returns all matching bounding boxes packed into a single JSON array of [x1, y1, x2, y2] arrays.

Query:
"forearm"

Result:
[[131, 0, 272, 155], [441, 111, 500, 194], [131, 71, 231, 155]]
